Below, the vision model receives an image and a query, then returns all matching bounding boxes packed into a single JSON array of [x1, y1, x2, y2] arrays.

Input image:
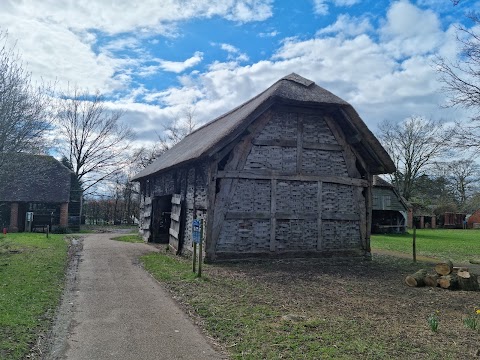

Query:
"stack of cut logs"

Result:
[[405, 260, 479, 291]]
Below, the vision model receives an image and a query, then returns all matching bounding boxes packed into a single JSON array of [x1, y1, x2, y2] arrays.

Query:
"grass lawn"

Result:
[[0, 233, 68, 359], [110, 234, 144, 243], [82, 224, 138, 233], [142, 250, 480, 359], [371, 229, 480, 264]]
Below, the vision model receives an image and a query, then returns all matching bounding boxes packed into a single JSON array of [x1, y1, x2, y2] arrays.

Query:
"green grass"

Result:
[[141, 252, 472, 359], [79, 225, 138, 234], [371, 229, 480, 263], [142, 252, 199, 282], [0, 233, 68, 359], [110, 234, 144, 243]]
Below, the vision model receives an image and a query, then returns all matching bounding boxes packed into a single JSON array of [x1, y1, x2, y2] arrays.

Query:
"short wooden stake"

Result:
[[198, 220, 203, 278], [412, 226, 416, 263], [192, 242, 197, 273]]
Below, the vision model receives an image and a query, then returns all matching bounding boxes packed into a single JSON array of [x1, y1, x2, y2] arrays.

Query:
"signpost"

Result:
[[192, 219, 204, 277]]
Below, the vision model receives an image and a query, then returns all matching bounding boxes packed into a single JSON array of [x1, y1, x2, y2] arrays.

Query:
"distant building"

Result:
[[371, 176, 409, 233], [467, 209, 480, 229], [0, 153, 71, 232]]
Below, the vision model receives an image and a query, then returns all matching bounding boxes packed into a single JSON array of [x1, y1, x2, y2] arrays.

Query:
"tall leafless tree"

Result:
[[0, 30, 53, 167], [136, 106, 198, 168], [435, 13, 480, 149], [436, 158, 480, 205], [156, 105, 197, 153], [378, 116, 454, 201], [55, 88, 134, 194]]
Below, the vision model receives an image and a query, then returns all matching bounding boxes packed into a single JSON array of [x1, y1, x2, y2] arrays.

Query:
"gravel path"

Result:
[[48, 233, 224, 360]]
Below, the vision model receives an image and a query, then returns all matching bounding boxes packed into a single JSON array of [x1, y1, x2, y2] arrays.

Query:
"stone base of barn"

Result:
[[206, 249, 370, 263]]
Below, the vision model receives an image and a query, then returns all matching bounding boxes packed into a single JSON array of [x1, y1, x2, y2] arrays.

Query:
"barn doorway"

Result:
[[150, 195, 172, 243]]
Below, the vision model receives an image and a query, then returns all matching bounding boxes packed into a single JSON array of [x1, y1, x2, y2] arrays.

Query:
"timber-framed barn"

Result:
[[0, 153, 71, 232], [132, 73, 395, 262]]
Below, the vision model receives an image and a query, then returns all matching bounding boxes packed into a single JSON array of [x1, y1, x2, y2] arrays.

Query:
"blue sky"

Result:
[[1, 0, 478, 147]]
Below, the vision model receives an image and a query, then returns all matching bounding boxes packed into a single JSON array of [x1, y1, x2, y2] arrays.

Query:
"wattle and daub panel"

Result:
[[215, 109, 363, 254]]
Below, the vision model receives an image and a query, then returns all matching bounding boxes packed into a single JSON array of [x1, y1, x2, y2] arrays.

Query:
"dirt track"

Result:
[[47, 233, 224, 360]]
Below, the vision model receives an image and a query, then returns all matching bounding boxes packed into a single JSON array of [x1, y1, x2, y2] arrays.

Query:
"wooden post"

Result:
[[412, 226, 416, 263], [192, 242, 197, 273], [46, 225, 49, 239], [198, 219, 203, 278]]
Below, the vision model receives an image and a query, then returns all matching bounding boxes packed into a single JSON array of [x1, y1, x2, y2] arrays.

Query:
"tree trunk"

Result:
[[405, 269, 428, 287], [424, 274, 439, 287], [435, 260, 453, 276], [438, 274, 458, 289], [458, 273, 479, 291]]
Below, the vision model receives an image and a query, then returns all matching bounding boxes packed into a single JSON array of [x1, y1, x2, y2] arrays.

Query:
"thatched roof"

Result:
[[132, 73, 395, 181], [0, 153, 71, 203], [373, 175, 394, 188]]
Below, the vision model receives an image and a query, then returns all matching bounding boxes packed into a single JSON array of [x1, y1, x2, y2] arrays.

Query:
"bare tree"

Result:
[[378, 116, 454, 201], [136, 106, 198, 169], [436, 158, 480, 205], [55, 88, 134, 194], [157, 105, 197, 151], [0, 30, 52, 167], [435, 13, 480, 149]]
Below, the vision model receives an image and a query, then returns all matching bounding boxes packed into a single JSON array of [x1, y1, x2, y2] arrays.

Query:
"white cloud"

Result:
[[131, 1, 467, 141], [0, 0, 472, 146], [380, 1, 443, 58], [101, 37, 143, 53], [313, 0, 329, 15], [157, 51, 204, 73], [218, 43, 250, 62], [317, 14, 373, 37], [312, 0, 361, 15], [333, 0, 360, 5], [220, 43, 240, 53], [0, 0, 273, 92], [0, 15, 125, 91], [2, 1, 274, 35], [224, 0, 274, 23], [258, 30, 279, 37]]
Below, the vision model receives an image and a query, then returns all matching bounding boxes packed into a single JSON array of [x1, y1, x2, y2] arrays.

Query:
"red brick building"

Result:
[[467, 209, 480, 229]]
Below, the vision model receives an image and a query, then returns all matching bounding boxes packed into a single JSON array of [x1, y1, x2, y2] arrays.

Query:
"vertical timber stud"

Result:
[[365, 174, 373, 254], [210, 112, 273, 256], [317, 181, 323, 251], [205, 160, 218, 261], [296, 113, 304, 174], [270, 179, 277, 252], [356, 187, 367, 249]]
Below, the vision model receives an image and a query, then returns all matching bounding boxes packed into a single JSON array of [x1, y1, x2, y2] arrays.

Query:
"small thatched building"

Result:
[[132, 73, 395, 261], [0, 153, 71, 232], [371, 176, 409, 233]]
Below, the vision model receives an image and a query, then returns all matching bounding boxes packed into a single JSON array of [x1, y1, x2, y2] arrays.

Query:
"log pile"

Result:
[[405, 261, 480, 291]]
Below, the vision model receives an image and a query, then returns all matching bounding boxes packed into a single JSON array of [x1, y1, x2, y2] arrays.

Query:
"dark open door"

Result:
[[151, 195, 172, 243]]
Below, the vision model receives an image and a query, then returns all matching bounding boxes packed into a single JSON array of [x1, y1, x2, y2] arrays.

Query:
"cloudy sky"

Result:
[[1, 0, 477, 146]]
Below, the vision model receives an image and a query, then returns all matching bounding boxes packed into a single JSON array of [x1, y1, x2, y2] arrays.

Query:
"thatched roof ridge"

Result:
[[132, 73, 395, 181], [0, 153, 71, 203]]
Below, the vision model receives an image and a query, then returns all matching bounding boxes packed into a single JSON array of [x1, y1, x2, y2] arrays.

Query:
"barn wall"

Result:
[[212, 107, 367, 259], [372, 187, 405, 212], [138, 161, 209, 252]]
